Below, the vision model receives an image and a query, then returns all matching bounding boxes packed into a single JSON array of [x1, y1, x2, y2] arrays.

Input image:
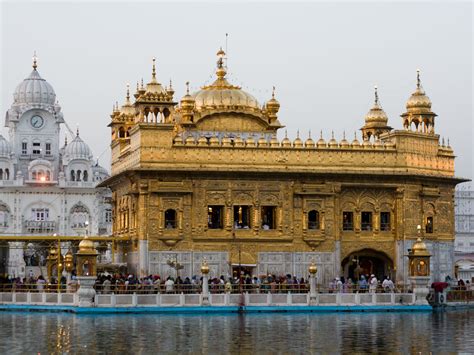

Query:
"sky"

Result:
[[1, 1, 473, 181]]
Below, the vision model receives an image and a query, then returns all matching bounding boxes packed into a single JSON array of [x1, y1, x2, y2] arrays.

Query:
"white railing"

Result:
[[0, 292, 416, 307]]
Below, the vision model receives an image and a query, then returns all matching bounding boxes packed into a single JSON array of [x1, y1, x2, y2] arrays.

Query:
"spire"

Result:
[[216, 47, 227, 79], [416, 69, 421, 89], [374, 85, 379, 106], [308, 130, 312, 139], [126, 83, 130, 102], [186, 81, 190, 95], [272, 86, 276, 99], [76, 125, 80, 137], [32, 51, 38, 70], [297, 129, 300, 138], [320, 130, 323, 139], [140, 78, 144, 90], [151, 57, 157, 83], [343, 131, 346, 139], [64, 135, 68, 146]]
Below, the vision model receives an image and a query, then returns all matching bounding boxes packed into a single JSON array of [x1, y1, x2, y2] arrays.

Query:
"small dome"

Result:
[[180, 82, 195, 111], [328, 132, 338, 148], [258, 135, 268, 147], [65, 132, 92, 161], [0, 134, 12, 158], [245, 135, 256, 147], [362, 139, 372, 148], [365, 88, 389, 126], [198, 135, 208, 146], [120, 86, 135, 117], [281, 132, 291, 148], [351, 135, 361, 148], [266, 87, 280, 113], [13, 61, 56, 105], [293, 132, 303, 148], [221, 136, 232, 147], [339, 135, 350, 148], [78, 237, 94, 252], [374, 139, 384, 149], [305, 136, 315, 148], [209, 135, 220, 146], [234, 135, 244, 147], [270, 135, 280, 147], [173, 135, 184, 145], [411, 238, 430, 256], [185, 135, 195, 145], [92, 164, 109, 178], [406, 71, 433, 113]]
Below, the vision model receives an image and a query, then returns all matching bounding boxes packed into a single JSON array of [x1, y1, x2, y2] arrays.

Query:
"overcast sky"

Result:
[[1, 1, 472, 181]]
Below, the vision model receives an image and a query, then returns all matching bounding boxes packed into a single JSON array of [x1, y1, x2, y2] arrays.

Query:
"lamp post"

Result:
[[407, 224, 431, 304], [201, 258, 210, 305], [308, 260, 318, 305]]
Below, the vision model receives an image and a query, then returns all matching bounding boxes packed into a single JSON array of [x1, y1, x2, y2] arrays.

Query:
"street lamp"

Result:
[[84, 220, 89, 237]]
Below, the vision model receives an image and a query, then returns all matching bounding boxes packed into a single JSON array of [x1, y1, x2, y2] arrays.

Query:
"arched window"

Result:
[[70, 170, 75, 181], [0, 169, 3, 180], [308, 210, 320, 230], [5, 169, 9, 180], [32, 171, 37, 180], [76, 170, 81, 182], [83, 170, 88, 182], [46, 171, 51, 181], [119, 127, 125, 138], [70, 204, 89, 229], [0, 203, 9, 227], [164, 209, 177, 229]]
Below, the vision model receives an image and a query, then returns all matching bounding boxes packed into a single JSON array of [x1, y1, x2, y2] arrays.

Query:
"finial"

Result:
[[185, 81, 190, 95], [442, 137, 445, 146], [320, 130, 323, 139], [354, 131, 357, 140], [447, 138, 450, 147], [140, 78, 144, 89], [126, 83, 130, 101], [416, 69, 421, 89], [272, 86, 276, 99], [374, 85, 379, 105], [297, 130, 300, 138], [285, 129, 288, 139], [64, 135, 68, 146], [32, 51, 38, 70], [116, 101, 119, 111], [308, 130, 312, 139], [136, 81, 139, 92], [76, 124, 79, 137], [152, 57, 157, 81], [343, 131, 346, 139], [331, 130, 335, 139], [169, 79, 173, 89]]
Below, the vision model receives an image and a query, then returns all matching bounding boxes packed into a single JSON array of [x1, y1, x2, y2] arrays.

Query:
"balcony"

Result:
[[23, 221, 57, 234]]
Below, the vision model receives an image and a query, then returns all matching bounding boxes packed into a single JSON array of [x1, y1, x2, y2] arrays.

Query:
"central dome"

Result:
[[13, 59, 56, 105], [192, 49, 260, 111]]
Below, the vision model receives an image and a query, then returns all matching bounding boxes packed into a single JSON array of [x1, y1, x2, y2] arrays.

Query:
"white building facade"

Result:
[[0, 59, 111, 278], [455, 183, 474, 282]]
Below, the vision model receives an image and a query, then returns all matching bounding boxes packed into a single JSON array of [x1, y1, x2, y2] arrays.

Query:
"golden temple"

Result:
[[102, 48, 465, 286]]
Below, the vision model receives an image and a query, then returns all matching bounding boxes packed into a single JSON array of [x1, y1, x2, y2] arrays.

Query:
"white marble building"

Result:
[[0, 58, 112, 278], [455, 183, 474, 282]]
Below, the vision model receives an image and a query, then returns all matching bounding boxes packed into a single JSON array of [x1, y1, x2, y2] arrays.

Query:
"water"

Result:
[[0, 310, 473, 353]]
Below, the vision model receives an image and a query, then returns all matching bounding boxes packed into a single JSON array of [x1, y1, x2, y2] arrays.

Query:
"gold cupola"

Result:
[[178, 48, 283, 133], [360, 86, 392, 141], [401, 70, 437, 134]]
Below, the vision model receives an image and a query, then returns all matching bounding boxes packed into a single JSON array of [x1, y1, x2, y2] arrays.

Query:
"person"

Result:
[[165, 277, 174, 293], [36, 275, 46, 292], [225, 279, 232, 293], [382, 276, 394, 293], [102, 277, 112, 294], [335, 277, 343, 293], [344, 278, 353, 293], [369, 274, 378, 293], [358, 275, 368, 292]]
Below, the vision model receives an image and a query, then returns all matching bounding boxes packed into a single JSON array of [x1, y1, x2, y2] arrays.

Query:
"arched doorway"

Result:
[[341, 249, 394, 282]]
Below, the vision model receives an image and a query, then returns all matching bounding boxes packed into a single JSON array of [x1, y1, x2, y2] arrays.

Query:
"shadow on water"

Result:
[[1, 310, 473, 353]]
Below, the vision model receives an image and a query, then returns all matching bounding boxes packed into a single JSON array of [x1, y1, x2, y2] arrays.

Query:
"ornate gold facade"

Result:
[[102, 49, 465, 285]]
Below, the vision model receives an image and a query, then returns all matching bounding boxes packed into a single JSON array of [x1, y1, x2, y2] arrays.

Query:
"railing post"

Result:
[[200, 259, 210, 306], [391, 292, 395, 305], [180, 292, 185, 306], [308, 262, 318, 305], [132, 292, 137, 306], [111, 293, 116, 307], [267, 292, 271, 305], [27, 292, 31, 304], [287, 292, 291, 305], [372, 292, 377, 304], [355, 292, 360, 305], [12, 292, 16, 303]]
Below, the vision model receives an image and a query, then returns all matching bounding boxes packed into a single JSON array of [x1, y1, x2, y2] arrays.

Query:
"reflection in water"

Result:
[[1, 310, 473, 353]]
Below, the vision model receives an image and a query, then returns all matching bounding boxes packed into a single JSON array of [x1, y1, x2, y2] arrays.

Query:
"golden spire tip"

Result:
[[272, 86, 276, 98], [416, 69, 421, 89], [186, 81, 190, 95], [374, 85, 379, 105]]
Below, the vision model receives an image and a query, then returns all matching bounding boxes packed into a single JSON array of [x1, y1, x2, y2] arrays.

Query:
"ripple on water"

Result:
[[0, 310, 473, 353]]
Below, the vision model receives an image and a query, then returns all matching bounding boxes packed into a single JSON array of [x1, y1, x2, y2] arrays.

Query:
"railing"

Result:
[[23, 220, 57, 233], [447, 288, 474, 302]]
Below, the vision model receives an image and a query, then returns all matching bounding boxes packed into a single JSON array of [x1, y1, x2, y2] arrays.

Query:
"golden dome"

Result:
[[405, 70, 433, 113], [316, 131, 326, 148], [221, 136, 232, 147], [78, 236, 95, 253], [173, 135, 184, 145], [351, 133, 361, 148], [364, 86, 389, 126], [209, 135, 220, 146], [245, 135, 256, 147], [411, 237, 431, 256], [266, 86, 280, 113], [281, 131, 291, 148], [362, 139, 372, 148], [328, 131, 338, 148], [258, 135, 268, 147], [143, 58, 167, 96], [198, 135, 208, 146], [185, 135, 196, 145], [191, 49, 260, 111], [234, 135, 244, 147], [293, 131, 303, 148], [270, 134, 280, 147], [305, 132, 315, 148], [339, 132, 350, 148], [120, 85, 135, 117], [180, 82, 195, 110]]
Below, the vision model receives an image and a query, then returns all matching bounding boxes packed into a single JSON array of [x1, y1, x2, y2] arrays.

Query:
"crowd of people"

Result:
[[0, 274, 79, 292], [328, 275, 396, 293]]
